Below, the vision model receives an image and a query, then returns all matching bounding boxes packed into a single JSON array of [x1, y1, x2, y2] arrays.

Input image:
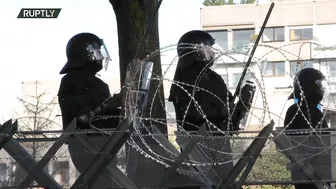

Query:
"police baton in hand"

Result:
[[231, 2, 275, 104]]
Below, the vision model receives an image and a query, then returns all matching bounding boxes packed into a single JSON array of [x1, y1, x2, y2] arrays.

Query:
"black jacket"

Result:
[[284, 102, 328, 135], [58, 68, 120, 130], [169, 61, 233, 132]]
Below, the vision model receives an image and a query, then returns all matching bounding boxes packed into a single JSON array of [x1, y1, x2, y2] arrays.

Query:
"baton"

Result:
[[231, 2, 275, 103]]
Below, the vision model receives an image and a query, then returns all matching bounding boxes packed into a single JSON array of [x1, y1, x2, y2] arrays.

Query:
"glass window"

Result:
[[261, 61, 286, 76], [317, 60, 336, 82], [221, 74, 229, 85], [325, 60, 336, 81], [232, 72, 252, 88], [275, 62, 286, 76], [232, 29, 255, 53], [165, 100, 176, 119], [290, 28, 313, 41], [261, 62, 274, 76], [165, 101, 175, 113], [263, 27, 285, 42], [232, 73, 242, 88], [53, 161, 69, 186], [208, 30, 229, 50], [329, 63, 336, 79], [275, 27, 285, 41], [289, 60, 314, 77], [290, 61, 300, 76], [263, 28, 274, 42], [302, 28, 313, 40]]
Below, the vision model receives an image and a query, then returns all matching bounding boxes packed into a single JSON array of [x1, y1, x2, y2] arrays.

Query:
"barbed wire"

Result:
[[1, 41, 336, 188]]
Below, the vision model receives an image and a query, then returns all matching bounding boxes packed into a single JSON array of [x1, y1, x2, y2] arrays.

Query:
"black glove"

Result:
[[77, 113, 92, 129], [239, 81, 256, 107], [229, 81, 255, 132], [91, 93, 122, 115], [78, 114, 90, 123], [75, 93, 122, 129], [107, 93, 122, 108]]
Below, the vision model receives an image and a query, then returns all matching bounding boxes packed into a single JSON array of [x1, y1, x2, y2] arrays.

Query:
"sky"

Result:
[[0, 0, 271, 113]]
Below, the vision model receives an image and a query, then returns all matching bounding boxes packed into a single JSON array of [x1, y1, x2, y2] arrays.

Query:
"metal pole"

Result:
[[231, 2, 275, 103]]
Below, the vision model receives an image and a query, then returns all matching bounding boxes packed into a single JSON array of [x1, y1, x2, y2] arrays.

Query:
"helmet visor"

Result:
[[87, 39, 112, 71], [316, 79, 329, 98], [209, 43, 222, 70]]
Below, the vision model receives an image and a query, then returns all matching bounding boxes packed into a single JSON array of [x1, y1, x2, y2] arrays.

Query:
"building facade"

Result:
[[200, 0, 336, 130]]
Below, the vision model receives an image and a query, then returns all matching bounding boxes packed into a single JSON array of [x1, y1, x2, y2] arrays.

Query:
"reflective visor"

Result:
[[101, 39, 112, 71], [86, 39, 112, 71]]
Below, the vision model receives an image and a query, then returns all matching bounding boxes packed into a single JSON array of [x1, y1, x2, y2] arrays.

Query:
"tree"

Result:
[[16, 81, 60, 159], [240, 0, 256, 4], [203, 0, 256, 6], [0, 164, 13, 188], [109, 0, 167, 134], [10, 81, 68, 186], [203, 0, 235, 5]]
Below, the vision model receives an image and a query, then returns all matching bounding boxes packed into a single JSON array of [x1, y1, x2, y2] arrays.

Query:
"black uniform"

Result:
[[285, 67, 328, 131], [170, 62, 231, 132], [285, 68, 329, 189], [284, 103, 328, 131], [58, 32, 121, 131], [169, 30, 255, 133]]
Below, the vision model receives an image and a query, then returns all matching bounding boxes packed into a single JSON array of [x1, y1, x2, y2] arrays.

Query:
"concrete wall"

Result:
[[201, 0, 336, 29], [201, 0, 336, 62]]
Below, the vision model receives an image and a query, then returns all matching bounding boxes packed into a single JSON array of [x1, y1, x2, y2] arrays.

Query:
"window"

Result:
[[221, 74, 229, 85], [208, 30, 228, 50], [0, 163, 6, 182], [289, 60, 313, 77], [263, 27, 285, 42], [261, 61, 285, 76], [232, 72, 252, 88], [165, 100, 175, 116], [53, 161, 69, 186], [290, 28, 313, 41], [165, 100, 176, 120], [232, 29, 255, 53], [328, 62, 336, 81], [321, 60, 336, 82]]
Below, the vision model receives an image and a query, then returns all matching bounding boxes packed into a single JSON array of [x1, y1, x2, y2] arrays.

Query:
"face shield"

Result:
[[292, 78, 330, 111], [210, 43, 222, 70], [315, 79, 328, 92], [316, 78, 330, 105], [193, 43, 218, 70], [86, 39, 112, 71]]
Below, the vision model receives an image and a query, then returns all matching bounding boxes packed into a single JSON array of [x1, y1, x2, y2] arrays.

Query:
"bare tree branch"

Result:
[[15, 81, 61, 161]]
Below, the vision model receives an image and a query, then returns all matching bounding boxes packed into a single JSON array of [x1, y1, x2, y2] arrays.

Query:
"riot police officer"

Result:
[[58, 32, 121, 188], [168, 30, 255, 188], [285, 67, 328, 130], [285, 68, 330, 189], [169, 30, 255, 134], [58, 32, 121, 131]]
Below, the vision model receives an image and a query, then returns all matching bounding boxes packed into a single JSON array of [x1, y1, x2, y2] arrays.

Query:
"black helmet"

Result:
[[177, 30, 216, 64], [288, 68, 326, 103], [60, 32, 111, 74]]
